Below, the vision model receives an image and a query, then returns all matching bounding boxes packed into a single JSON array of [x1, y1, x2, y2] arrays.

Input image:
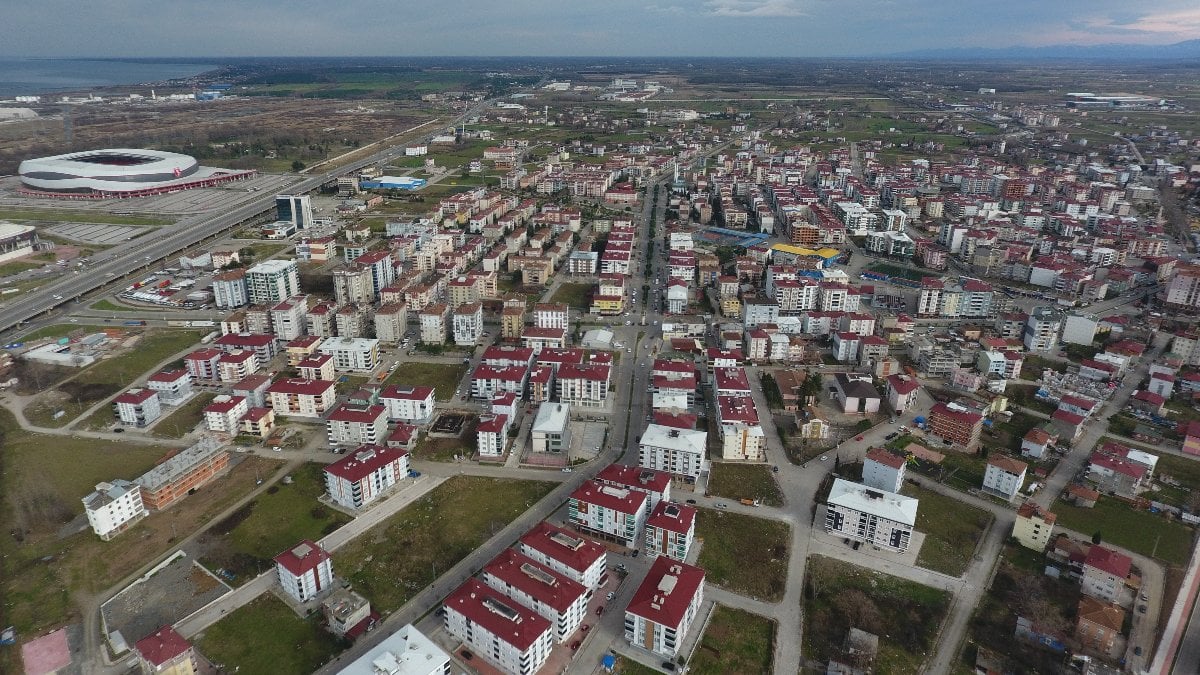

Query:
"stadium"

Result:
[[17, 148, 255, 199]]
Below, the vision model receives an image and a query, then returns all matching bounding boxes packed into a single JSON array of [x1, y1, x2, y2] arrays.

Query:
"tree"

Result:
[[1092, 530, 1103, 545]]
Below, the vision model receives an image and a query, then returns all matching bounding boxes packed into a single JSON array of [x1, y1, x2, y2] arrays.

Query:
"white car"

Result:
[[561, 467, 573, 473]]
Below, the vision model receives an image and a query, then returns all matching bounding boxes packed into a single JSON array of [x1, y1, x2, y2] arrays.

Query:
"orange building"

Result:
[[135, 437, 230, 510]]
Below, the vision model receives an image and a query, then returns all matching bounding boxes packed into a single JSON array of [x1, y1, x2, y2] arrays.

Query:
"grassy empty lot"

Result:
[[689, 606, 776, 675], [804, 555, 950, 675], [0, 207, 171, 226], [23, 330, 202, 427], [0, 407, 280, 639], [902, 484, 993, 577], [706, 463, 785, 507], [695, 508, 791, 602], [152, 393, 215, 439], [198, 595, 343, 675], [1051, 495, 1193, 565], [1144, 451, 1200, 509], [18, 323, 86, 341], [549, 282, 593, 311], [90, 298, 141, 312], [385, 361, 467, 401], [0, 260, 42, 277], [199, 463, 349, 582], [335, 476, 556, 612]]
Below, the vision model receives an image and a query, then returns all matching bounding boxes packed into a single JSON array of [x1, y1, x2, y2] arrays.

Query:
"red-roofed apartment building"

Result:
[[594, 464, 672, 515], [379, 384, 436, 424], [266, 378, 336, 418], [134, 625, 196, 675], [569, 480, 648, 547], [113, 388, 162, 428], [519, 521, 608, 590], [1082, 545, 1133, 605], [326, 403, 388, 446], [886, 374, 920, 413], [624, 556, 706, 658], [324, 444, 410, 510], [442, 578, 553, 675], [928, 402, 984, 451], [274, 540, 333, 603], [480, 548, 588, 643], [643, 501, 697, 562]]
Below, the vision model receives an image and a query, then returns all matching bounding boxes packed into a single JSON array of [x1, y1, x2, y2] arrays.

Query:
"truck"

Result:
[[200, 331, 219, 344], [189, 320, 215, 328], [739, 498, 761, 507], [123, 320, 147, 327]]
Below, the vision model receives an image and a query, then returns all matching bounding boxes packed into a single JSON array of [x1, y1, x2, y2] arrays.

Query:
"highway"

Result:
[[0, 107, 494, 337]]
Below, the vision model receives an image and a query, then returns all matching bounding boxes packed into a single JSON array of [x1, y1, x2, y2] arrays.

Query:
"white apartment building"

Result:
[[533, 303, 569, 330], [481, 549, 589, 644], [373, 303, 409, 344], [82, 479, 147, 540], [531, 403, 570, 454], [862, 447, 906, 493], [624, 557, 706, 658], [477, 413, 511, 457], [519, 521, 608, 590], [643, 501, 696, 561], [332, 624, 451, 675], [556, 363, 611, 408], [146, 369, 193, 406], [326, 403, 389, 446], [1024, 306, 1063, 352], [324, 444, 410, 510], [639, 424, 709, 480], [380, 385, 436, 424], [568, 480, 649, 547], [203, 395, 249, 433], [443, 578, 554, 675], [453, 302, 484, 346], [269, 297, 307, 341], [825, 478, 918, 553], [113, 388, 162, 428], [211, 269, 249, 309], [274, 540, 334, 603], [594, 464, 672, 515], [982, 455, 1028, 500], [245, 259, 300, 305], [318, 337, 380, 372]]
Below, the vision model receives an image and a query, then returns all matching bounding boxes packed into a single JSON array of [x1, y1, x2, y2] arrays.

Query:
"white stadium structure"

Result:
[[17, 148, 255, 199]]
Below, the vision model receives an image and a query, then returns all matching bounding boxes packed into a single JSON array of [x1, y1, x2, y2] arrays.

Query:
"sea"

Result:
[[0, 58, 217, 100]]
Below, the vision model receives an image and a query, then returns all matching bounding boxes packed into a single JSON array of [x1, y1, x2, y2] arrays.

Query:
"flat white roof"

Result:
[[827, 478, 918, 526], [640, 423, 707, 457], [333, 624, 450, 675], [532, 402, 570, 433]]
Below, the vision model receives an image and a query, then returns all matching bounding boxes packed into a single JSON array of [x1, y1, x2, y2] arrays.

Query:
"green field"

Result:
[[903, 484, 993, 577], [385, 361, 467, 401], [688, 605, 776, 675], [1051, 495, 1193, 565], [695, 508, 791, 602], [0, 208, 171, 226], [90, 298, 141, 312], [198, 595, 343, 675], [0, 260, 42, 277], [549, 282, 593, 311], [706, 463, 785, 507], [23, 330, 202, 427], [153, 393, 216, 439], [17, 324, 86, 341], [1146, 452, 1200, 508], [199, 462, 349, 582], [804, 555, 950, 675], [334, 477, 556, 612]]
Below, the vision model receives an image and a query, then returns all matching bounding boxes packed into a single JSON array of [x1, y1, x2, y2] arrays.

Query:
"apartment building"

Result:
[[928, 401, 984, 451], [134, 626, 197, 675], [318, 337, 380, 372], [518, 521, 608, 590], [624, 557, 706, 659], [982, 455, 1028, 500], [643, 501, 696, 561], [639, 424, 708, 480], [1082, 545, 1133, 605], [266, 378, 336, 418], [113, 388, 162, 428], [825, 478, 918, 553], [453, 302, 484, 346], [862, 447, 907, 493], [480, 549, 588, 644], [134, 437, 230, 510], [380, 385, 436, 424], [1024, 306, 1063, 352], [245, 259, 300, 305], [594, 464, 672, 515], [556, 363, 611, 408], [82, 479, 147, 541], [297, 353, 336, 381], [326, 403, 388, 446], [146, 369, 193, 406], [203, 395, 249, 434], [1013, 502, 1056, 551], [568, 480, 649, 547], [443, 578, 553, 675], [373, 302, 409, 344], [531, 403, 570, 453], [420, 304, 450, 345], [324, 444, 410, 510], [477, 413, 511, 457], [274, 540, 333, 603]]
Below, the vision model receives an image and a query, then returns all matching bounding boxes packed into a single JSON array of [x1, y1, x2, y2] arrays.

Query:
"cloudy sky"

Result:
[[4, 0, 1200, 57]]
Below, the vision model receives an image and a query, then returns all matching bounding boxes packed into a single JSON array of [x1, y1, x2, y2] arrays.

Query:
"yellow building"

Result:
[[501, 306, 525, 341], [1013, 502, 1056, 551], [591, 296, 624, 315], [721, 297, 742, 318]]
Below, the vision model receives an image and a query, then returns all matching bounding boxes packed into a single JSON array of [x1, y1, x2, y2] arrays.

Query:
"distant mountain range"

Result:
[[890, 39, 1200, 60]]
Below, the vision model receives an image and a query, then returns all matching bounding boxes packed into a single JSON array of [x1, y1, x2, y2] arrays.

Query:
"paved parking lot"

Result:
[[44, 222, 146, 245]]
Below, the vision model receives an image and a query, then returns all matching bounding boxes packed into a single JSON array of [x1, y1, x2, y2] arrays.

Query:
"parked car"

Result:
[[595, 606, 604, 616], [772, 465, 779, 473], [661, 663, 677, 672], [461, 650, 473, 660], [571, 640, 581, 651], [606, 591, 616, 601], [631, 549, 640, 558], [561, 467, 573, 473], [685, 499, 696, 504]]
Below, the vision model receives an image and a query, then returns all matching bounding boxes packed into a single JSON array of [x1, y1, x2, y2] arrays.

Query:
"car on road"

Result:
[[113, 427, 124, 433], [581, 624, 590, 632], [561, 467, 573, 473], [685, 499, 696, 504], [885, 432, 898, 441], [606, 591, 616, 601], [888, 418, 895, 424], [855, 435, 863, 441], [714, 502, 728, 509], [631, 549, 639, 558], [820, 455, 828, 461], [570, 640, 581, 651], [1138, 605, 1147, 614], [773, 465, 779, 473], [661, 663, 677, 672], [595, 606, 604, 616], [408, 470, 421, 478], [52, 294, 63, 300]]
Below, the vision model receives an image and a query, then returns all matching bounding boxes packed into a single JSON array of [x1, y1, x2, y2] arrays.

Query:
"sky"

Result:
[[4, 0, 1200, 58]]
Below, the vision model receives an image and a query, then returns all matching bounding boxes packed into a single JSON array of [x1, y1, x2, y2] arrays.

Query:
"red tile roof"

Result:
[[645, 501, 696, 534], [325, 444, 407, 482], [327, 403, 386, 424], [866, 447, 906, 470], [274, 540, 330, 577], [519, 521, 606, 574], [626, 556, 705, 629], [595, 464, 672, 494], [571, 480, 648, 515], [653, 411, 697, 430], [1084, 545, 1132, 579], [443, 578, 551, 652], [380, 384, 435, 401], [267, 377, 334, 396], [482, 549, 587, 613], [135, 626, 191, 667], [147, 369, 189, 383]]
